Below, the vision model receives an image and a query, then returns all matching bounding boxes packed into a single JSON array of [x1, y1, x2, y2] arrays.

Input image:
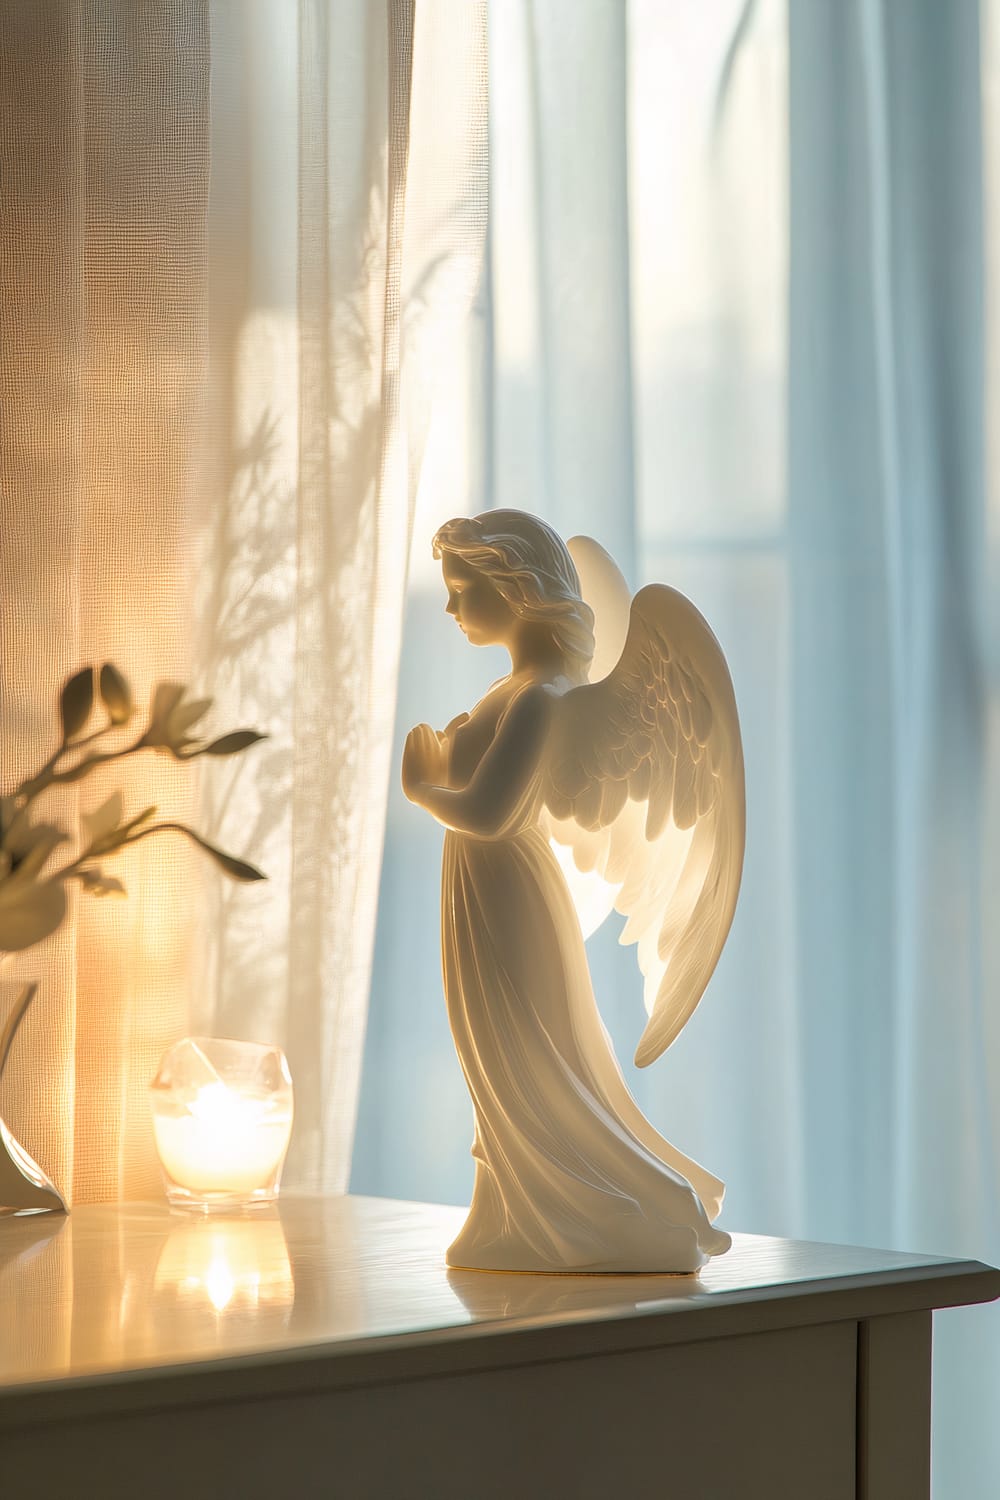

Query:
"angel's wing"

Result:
[[539, 536, 633, 939], [542, 573, 745, 1068]]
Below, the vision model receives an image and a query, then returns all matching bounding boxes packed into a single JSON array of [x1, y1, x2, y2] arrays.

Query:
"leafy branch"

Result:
[[0, 663, 267, 953]]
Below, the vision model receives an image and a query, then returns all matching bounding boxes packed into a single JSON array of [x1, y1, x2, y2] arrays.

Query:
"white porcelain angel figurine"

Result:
[[402, 511, 745, 1273]]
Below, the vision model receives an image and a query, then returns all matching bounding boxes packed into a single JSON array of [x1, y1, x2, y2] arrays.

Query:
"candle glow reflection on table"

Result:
[[153, 1214, 295, 1328]]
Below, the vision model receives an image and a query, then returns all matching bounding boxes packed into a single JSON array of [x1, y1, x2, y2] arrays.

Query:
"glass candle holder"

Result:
[[150, 1037, 293, 1213]]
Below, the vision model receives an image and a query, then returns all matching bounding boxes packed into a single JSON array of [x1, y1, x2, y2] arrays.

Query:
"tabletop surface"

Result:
[[1, 1195, 998, 1404]]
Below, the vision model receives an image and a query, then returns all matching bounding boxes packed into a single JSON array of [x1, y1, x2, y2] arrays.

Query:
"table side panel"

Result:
[[0, 1321, 859, 1500], [857, 1311, 932, 1500]]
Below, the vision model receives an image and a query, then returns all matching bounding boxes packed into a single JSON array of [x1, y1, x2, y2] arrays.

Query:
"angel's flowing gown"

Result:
[[442, 688, 732, 1275]]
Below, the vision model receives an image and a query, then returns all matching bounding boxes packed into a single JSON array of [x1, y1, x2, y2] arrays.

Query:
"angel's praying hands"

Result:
[[403, 510, 745, 1274]]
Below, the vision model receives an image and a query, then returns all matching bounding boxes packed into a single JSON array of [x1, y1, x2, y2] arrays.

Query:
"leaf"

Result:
[[180, 827, 267, 882], [146, 682, 186, 736], [0, 876, 67, 951], [171, 697, 213, 736], [82, 791, 123, 846], [99, 664, 133, 725], [77, 867, 127, 898], [3, 822, 67, 876], [205, 847, 268, 882], [60, 668, 94, 741], [200, 730, 268, 757], [141, 685, 213, 753]]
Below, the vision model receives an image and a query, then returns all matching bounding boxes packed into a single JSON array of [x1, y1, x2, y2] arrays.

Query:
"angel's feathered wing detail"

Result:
[[543, 568, 745, 1068]]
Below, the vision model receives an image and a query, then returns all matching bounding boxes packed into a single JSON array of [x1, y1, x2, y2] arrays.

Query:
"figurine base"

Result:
[[445, 1218, 730, 1277], [447, 1259, 698, 1278]]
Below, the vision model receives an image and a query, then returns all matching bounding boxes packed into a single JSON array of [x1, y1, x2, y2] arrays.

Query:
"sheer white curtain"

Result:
[[1, 0, 211, 1205], [0, 0, 486, 1201], [195, 0, 487, 1193], [355, 2, 999, 1493]]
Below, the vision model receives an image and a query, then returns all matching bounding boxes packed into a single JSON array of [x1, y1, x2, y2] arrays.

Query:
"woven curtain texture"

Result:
[[1, 0, 488, 1203], [0, 0, 210, 1205], [194, 0, 486, 1193]]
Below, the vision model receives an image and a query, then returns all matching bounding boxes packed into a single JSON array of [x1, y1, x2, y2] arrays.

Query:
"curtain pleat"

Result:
[[489, 0, 636, 570], [288, 0, 416, 1190], [357, 3, 1000, 1491], [789, 6, 999, 1491], [195, 0, 486, 1194], [2, 0, 488, 1203], [1, 0, 210, 1204]]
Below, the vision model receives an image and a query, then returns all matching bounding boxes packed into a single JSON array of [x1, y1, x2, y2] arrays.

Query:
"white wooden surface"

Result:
[[0, 1196, 997, 1499]]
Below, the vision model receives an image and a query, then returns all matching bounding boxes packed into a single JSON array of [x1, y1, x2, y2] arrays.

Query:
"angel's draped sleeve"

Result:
[[418, 684, 553, 840]]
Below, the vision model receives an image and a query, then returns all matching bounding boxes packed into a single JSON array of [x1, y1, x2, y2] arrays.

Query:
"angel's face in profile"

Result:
[[442, 555, 513, 647]]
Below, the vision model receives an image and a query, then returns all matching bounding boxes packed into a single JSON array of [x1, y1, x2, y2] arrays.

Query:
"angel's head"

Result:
[[433, 510, 595, 682]]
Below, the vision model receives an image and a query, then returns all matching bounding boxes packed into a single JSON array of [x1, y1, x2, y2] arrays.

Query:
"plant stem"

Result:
[[46, 740, 148, 788], [0, 983, 38, 1084], [55, 821, 197, 881], [15, 720, 123, 804], [118, 821, 201, 850]]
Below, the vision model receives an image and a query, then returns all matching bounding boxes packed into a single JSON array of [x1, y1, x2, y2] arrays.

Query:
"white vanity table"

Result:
[[1, 1196, 997, 1498]]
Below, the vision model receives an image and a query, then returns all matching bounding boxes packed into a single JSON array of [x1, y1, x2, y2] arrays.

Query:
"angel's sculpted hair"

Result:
[[433, 510, 596, 682]]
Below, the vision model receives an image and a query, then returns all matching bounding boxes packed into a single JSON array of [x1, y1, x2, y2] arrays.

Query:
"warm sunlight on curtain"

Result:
[[193, 0, 487, 1193], [0, 0, 486, 1203], [1, 0, 209, 1204]]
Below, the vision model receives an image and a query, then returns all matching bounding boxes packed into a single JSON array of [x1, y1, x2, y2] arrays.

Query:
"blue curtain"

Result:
[[352, 2, 1000, 1491], [789, 2, 999, 1491]]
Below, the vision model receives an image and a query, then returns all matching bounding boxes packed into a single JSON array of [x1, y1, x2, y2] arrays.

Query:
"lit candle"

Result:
[[150, 1038, 293, 1211]]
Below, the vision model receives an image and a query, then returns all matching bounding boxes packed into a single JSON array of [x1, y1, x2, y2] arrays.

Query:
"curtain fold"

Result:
[[356, 2, 1000, 1492], [1, 0, 488, 1202], [1, 0, 210, 1204], [789, 6, 999, 1490], [790, 0, 990, 1251], [489, 0, 636, 569], [287, 0, 419, 1191], [196, 0, 487, 1193]]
